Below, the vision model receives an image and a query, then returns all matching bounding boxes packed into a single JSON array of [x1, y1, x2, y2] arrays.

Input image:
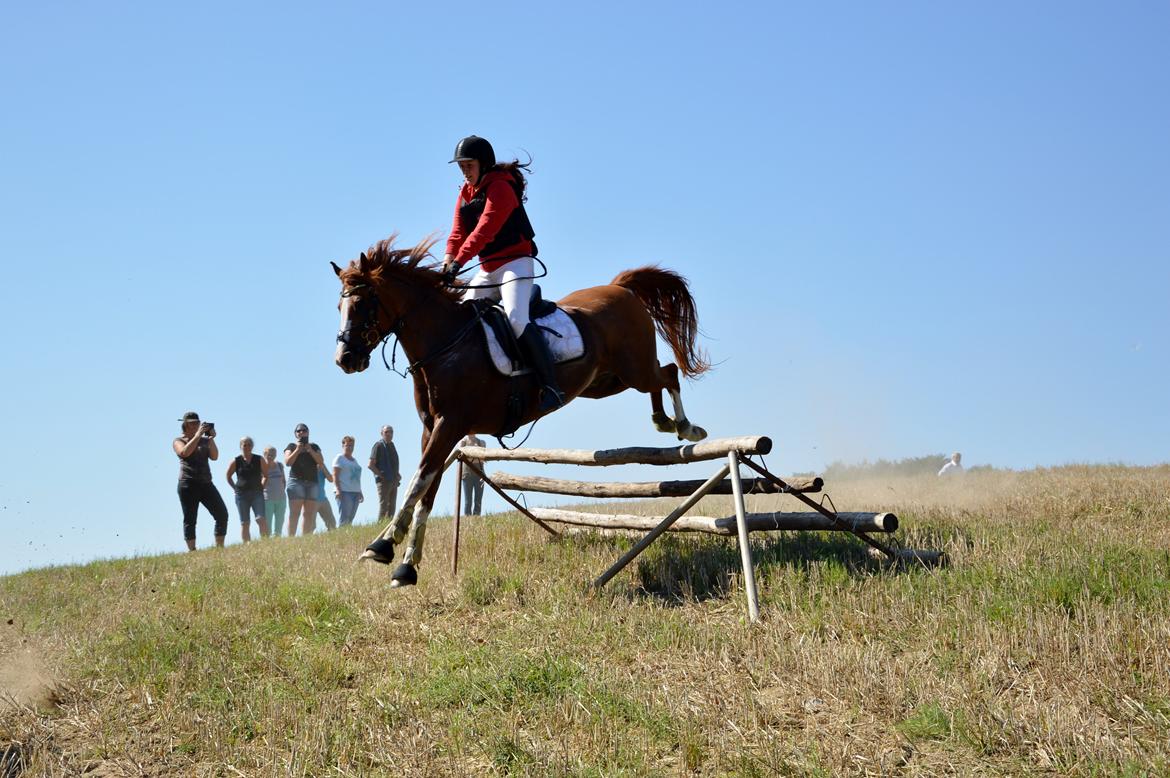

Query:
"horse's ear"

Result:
[[331, 261, 343, 277], [358, 252, 369, 271]]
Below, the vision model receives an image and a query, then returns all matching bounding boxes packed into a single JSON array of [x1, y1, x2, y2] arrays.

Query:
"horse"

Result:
[[332, 236, 711, 587]]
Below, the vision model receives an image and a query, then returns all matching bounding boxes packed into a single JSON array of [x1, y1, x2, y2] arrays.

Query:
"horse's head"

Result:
[[333, 235, 448, 374], [333, 252, 385, 373]]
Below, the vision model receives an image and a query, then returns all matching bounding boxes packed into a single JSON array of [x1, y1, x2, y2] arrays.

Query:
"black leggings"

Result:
[[178, 481, 229, 541]]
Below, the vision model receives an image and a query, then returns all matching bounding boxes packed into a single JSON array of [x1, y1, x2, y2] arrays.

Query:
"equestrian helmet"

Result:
[[450, 135, 496, 169]]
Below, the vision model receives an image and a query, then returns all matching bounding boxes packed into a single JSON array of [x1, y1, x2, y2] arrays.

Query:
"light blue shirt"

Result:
[[333, 454, 363, 493]]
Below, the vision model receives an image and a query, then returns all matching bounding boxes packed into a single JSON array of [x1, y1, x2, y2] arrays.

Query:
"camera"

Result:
[[203, 422, 215, 437]]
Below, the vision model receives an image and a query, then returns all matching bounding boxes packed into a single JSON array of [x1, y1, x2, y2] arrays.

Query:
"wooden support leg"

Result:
[[593, 462, 731, 589], [738, 457, 897, 561], [460, 459, 559, 537], [452, 458, 463, 576], [728, 451, 760, 623]]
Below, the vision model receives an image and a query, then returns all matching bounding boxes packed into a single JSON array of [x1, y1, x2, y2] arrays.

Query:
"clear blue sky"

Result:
[[2, 2, 1167, 575]]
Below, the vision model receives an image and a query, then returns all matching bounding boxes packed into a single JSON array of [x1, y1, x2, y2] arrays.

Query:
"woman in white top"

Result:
[[332, 436, 364, 526]]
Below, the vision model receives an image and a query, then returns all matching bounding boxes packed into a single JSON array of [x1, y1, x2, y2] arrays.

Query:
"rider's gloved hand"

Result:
[[441, 261, 459, 283]]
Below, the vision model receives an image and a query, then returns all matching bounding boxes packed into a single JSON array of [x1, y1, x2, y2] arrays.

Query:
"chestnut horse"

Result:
[[333, 236, 710, 587]]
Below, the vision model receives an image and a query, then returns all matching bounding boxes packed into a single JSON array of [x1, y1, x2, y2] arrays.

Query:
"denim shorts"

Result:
[[235, 489, 265, 522], [286, 478, 318, 501]]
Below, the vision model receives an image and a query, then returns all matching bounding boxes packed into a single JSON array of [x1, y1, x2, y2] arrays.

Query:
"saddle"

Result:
[[474, 286, 585, 376]]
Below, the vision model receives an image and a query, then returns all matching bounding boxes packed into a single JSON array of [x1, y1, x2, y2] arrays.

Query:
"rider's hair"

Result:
[[493, 157, 532, 202]]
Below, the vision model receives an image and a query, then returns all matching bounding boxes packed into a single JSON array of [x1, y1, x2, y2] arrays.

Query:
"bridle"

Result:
[[336, 283, 402, 351], [337, 281, 491, 378]]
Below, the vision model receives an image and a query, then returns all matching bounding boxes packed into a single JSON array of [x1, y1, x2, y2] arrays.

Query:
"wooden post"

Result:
[[593, 462, 731, 589], [451, 458, 463, 575], [728, 451, 760, 623]]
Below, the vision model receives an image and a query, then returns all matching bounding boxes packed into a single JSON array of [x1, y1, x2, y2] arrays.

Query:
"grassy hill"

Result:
[[2, 465, 1169, 776]]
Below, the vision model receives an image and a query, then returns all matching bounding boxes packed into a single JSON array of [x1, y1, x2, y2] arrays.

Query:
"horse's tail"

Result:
[[611, 266, 711, 378]]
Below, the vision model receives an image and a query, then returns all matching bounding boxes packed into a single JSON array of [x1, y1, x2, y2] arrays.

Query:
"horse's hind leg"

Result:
[[655, 362, 706, 442], [650, 390, 676, 434]]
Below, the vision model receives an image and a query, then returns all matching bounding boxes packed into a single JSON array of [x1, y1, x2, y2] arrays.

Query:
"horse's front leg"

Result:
[[361, 414, 436, 566], [390, 449, 451, 588], [391, 417, 464, 587], [361, 418, 462, 587], [360, 460, 435, 565]]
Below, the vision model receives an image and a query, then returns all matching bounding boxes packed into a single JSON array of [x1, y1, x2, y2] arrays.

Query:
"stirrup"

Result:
[[539, 386, 566, 412]]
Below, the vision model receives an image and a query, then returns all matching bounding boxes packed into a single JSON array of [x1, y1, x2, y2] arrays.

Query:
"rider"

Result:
[[440, 135, 565, 412]]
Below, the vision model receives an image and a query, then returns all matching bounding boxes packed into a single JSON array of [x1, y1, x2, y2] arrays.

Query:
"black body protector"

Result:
[[458, 170, 538, 258]]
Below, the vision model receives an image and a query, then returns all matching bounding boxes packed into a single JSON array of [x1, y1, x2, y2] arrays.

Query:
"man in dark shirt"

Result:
[[460, 433, 486, 515], [368, 425, 401, 522]]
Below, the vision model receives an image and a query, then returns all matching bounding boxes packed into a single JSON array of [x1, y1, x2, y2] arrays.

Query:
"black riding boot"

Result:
[[518, 323, 566, 413]]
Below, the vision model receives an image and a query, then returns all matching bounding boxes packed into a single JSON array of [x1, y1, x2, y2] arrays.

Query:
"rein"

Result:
[[442, 257, 548, 289], [338, 281, 490, 379]]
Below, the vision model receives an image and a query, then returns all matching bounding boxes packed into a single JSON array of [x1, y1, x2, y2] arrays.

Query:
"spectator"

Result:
[[262, 446, 287, 536], [938, 452, 963, 477], [226, 436, 269, 542], [284, 423, 332, 536], [333, 435, 364, 526], [172, 411, 229, 551], [368, 425, 401, 522], [315, 459, 338, 531], [460, 433, 486, 516]]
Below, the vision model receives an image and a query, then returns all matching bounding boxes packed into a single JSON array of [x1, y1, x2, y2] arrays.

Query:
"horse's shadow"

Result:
[[583, 531, 919, 607]]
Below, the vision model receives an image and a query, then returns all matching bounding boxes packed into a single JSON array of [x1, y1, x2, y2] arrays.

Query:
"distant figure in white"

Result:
[[938, 452, 963, 476]]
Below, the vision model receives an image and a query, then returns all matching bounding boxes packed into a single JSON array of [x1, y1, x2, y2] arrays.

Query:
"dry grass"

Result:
[[1, 465, 1168, 776]]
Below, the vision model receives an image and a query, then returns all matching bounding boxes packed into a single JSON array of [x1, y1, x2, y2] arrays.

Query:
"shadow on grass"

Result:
[[575, 531, 922, 606]]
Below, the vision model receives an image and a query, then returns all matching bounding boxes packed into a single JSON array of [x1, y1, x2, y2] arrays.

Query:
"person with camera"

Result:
[[284, 423, 332, 536], [172, 411, 229, 551], [226, 436, 269, 542]]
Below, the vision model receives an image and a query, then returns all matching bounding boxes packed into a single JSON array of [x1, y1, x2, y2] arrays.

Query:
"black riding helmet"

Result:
[[449, 135, 496, 172]]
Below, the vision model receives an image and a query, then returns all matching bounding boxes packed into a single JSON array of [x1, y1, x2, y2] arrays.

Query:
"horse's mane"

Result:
[[339, 234, 462, 303]]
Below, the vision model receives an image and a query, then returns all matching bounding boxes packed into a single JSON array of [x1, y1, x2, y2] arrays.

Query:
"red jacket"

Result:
[[445, 170, 537, 272]]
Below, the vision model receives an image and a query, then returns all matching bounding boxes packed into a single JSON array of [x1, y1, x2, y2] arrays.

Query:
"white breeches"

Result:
[[460, 256, 534, 337]]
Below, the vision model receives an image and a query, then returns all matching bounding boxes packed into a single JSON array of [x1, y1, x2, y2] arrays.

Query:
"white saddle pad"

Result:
[[480, 307, 585, 377]]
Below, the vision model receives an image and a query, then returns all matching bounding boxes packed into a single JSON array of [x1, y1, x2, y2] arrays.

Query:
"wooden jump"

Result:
[[446, 435, 939, 624]]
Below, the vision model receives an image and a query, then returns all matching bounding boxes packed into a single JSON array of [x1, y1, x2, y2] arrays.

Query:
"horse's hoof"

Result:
[[361, 538, 395, 565], [391, 563, 418, 587], [677, 422, 707, 442]]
